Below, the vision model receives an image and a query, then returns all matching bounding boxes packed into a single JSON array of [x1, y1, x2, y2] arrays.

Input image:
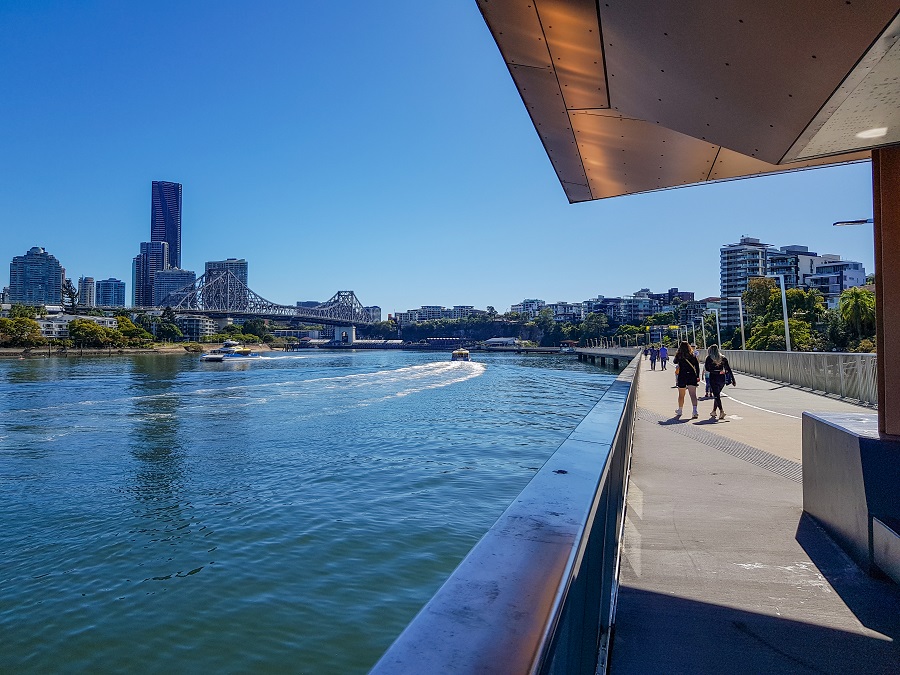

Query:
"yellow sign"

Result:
[[668, 325, 680, 330]]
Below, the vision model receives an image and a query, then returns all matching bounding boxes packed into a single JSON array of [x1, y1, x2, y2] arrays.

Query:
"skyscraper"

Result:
[[205, 258, 248, 286], [719, 237, 772, 330], [133, 241, 169, 307], [153, 268, 196, 307], [151, 180, 182, 270], [96, 278, 126, 307], [77, 276, 96, 307], [9, 247, 66, 305]]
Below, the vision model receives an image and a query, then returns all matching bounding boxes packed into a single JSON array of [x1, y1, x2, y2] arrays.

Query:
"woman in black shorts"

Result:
[[672, 340, 700, 418]]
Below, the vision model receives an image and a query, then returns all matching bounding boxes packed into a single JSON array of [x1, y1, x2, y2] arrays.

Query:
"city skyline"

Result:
[[0, 3, 876, 315]]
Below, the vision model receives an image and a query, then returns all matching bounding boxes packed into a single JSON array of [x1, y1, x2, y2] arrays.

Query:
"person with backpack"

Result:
[[673, 341, 701, 418], [704, 344, 736, 420]]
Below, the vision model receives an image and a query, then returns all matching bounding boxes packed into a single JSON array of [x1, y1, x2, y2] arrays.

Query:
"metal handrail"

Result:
[[370, 354, 641, 674], [723, 350, 877, 406]]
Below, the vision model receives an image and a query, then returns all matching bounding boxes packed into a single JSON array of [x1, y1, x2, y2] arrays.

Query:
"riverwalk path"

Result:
[[611, 362, 900, 673]]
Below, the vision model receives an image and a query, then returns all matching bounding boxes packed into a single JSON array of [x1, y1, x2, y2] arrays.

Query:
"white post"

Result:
[[768, 274, 792, 352], [714, 309, 722, 347]]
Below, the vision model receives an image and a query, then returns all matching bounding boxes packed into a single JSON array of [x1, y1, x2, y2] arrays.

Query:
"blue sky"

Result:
[[0, 1, 875, 315]]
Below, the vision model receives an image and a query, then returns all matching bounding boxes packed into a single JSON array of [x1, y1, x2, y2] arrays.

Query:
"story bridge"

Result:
[[158, 271, 374, 326]]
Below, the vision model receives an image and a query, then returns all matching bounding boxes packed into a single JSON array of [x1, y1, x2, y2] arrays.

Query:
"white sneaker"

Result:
[[691, 408, 699, 419], [675, 408, 682, 417]]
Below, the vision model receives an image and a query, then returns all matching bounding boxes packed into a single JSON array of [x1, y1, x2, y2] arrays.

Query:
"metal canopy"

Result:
[[478, 0, 900, 202]]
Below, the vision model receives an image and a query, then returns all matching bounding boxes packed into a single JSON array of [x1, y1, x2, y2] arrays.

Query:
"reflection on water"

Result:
[[0, 351, 616, 673]]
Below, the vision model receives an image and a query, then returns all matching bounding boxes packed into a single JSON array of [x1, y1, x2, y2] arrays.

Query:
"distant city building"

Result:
[[394, 304, 487, 324], [619, 291, 661, 324], [9, 246, 65, 306], [153, 268, 196, 307], [649, 287, 695, 304], [806, 260, 867, 308], [96, 278, 126, 307], [151, 180, 182, 269], [205, 258, 248, 286], [547, 301, 584, 323], [510, 299, 546, 319], [720, 237, 771, 329], [77, 276, 96, 307], [766, 246, 838, 289], [1, 287, 9, 304], [35, 314, 118, 340], [133, 241, 169, 307], [175, 314, 217, 341], [364, 306, 382, 322]]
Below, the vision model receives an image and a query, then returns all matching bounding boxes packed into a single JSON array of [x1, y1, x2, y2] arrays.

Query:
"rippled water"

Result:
[[0, 350, 616, 673]]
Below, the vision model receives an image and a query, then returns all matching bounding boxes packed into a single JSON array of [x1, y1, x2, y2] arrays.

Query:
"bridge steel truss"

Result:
[[162, 271, 373, 326]]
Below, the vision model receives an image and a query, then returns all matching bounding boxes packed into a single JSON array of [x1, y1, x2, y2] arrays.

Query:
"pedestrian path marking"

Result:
[[637, 407, 803, 482], [723, 394, 801, 419]]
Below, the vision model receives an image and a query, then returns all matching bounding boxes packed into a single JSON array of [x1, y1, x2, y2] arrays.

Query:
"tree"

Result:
[[161, 306, 177, 323], [486, 306, 497, 317], [744, 277, 777, 320], [839, 287, 876, 340], [745, 318, 818, 351], [156, 321, 183, 341], [8, 304, 39, 320], [579, 312, 609, 341], [68, 318, 111, 348], [242, 318, 268, 339], [62, 278, 79, 312]]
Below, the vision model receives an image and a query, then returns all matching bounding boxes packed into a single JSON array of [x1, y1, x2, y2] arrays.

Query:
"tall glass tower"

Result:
[[151, 181, 182, 270], [9, 247, 65, 305]]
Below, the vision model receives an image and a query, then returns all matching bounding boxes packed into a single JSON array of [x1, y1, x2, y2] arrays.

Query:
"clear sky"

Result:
[[0, 1, 876, 315]]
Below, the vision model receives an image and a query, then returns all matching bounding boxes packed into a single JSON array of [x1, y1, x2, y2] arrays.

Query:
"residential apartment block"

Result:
[[96, 278, 126, 307], [77, 277, 96, 307], [8, 247, 65, 306], [153, 268, 197, 307], [720, 236, 867, 329]]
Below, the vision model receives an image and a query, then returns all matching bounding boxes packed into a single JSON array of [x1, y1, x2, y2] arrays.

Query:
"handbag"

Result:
[[725, 370, 734, 385]]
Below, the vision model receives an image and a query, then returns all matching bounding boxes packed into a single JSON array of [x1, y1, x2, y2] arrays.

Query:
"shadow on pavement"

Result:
[[611, 583, 900, 674], [795, 513, 900, 641]]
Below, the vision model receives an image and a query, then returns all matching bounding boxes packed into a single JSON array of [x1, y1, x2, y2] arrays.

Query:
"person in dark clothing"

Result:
[[673, 340, 701, 418], [704, 344, 736, 420]]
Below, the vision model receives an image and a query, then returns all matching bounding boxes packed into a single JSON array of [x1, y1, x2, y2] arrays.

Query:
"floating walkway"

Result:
[[611, 366, 900, 673]]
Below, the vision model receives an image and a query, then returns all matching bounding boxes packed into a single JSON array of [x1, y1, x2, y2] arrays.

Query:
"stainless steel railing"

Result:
[[370, 354, 641, 675], [723, 350, 877, 406]]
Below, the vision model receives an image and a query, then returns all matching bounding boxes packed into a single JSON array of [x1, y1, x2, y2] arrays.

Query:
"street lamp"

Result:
[[726, 296, 746, 350], [705, 309, 722, 347], [766, 273, 792, 352]]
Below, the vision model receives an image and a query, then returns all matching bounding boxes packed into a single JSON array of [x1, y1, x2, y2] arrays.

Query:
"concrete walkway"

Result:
[[610, 360, 900, 674]]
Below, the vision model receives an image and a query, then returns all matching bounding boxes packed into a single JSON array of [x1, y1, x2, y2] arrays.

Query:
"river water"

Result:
[[0, 349, 616, 673]]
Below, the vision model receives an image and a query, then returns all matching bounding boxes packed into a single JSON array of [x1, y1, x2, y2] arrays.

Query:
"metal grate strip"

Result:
[[636, 406, 803, 483]]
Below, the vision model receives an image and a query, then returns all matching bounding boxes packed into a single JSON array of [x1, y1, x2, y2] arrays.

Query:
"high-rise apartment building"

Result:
[[9, 247, 65, 305], [96, 278, 126, 307], [806, 260, 867, 309], [720, 237, 772, 329], [153, 268, 196, 307], [205, 258, 248, 286], [133, 241, 169, 307], [77, 276, 96, 307], [151, 181, 182, 270]]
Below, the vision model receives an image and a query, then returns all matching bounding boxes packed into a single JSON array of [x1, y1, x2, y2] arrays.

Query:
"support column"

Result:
[[873, 147, 900, 436]]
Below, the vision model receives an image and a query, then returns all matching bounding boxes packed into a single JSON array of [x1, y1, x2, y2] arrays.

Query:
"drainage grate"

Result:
[[637, 406, 803, 483]]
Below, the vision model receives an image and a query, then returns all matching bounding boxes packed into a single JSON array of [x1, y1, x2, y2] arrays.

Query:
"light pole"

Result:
[[766, 274, 792, 352], [691, 321, 697, 346], [726, 296, 746, 350]]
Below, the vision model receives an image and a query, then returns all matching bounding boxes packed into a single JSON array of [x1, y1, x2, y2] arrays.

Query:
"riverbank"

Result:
[[0, 343, 277, 358]]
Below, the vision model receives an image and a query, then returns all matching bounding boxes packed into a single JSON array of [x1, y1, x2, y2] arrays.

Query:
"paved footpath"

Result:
[[610, 360, 900, 675]]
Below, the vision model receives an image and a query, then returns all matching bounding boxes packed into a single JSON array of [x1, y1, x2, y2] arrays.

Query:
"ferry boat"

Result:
[[451, 349, 471, 362], [200, 340, 263, 362]]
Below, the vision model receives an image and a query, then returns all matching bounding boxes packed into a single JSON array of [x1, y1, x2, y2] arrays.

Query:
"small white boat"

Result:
[[451, 349, 470, 362], [200, 340, 262, 362]]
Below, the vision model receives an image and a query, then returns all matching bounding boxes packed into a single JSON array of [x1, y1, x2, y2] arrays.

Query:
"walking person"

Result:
[[704, 344, 736, 420], [659, 344, 668, 370], [649, 345, 658, 370], [673, 341, 701, 418], [643, 347, 650, 360]]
